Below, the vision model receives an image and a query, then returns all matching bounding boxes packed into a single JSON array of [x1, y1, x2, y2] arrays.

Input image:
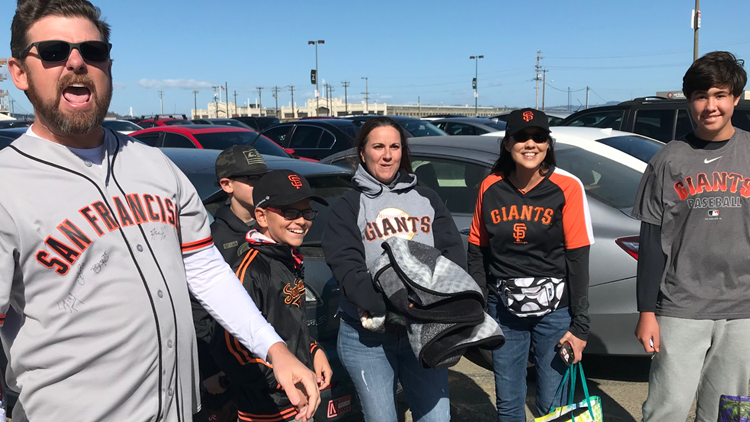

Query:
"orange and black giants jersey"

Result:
[[469, 166, 594, 281]]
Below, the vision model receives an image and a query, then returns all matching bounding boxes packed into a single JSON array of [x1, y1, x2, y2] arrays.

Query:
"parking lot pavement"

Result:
[[390, 355, 736, 422]]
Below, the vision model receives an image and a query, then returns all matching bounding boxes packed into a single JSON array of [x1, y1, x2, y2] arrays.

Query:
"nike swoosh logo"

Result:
[[704, 156, 722, 164]]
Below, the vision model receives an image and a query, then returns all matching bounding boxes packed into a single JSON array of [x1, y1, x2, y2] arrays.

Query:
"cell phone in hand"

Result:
[[560, 341, 574, 367]]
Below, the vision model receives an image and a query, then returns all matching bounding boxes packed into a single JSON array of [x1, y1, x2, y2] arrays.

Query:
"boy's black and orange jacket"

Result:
[[210, 231, 320, 422]]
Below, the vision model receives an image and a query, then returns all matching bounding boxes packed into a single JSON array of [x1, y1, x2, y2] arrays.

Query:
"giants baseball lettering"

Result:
[[490, 204, 554, 225], [36, 192, 178, 275]]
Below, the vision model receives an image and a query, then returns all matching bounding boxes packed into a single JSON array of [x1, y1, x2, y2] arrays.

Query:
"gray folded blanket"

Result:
[[371, 237, 505, 369]]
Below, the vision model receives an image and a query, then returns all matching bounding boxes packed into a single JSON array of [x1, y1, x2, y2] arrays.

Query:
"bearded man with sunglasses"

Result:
[[2, 1, 320, 421]]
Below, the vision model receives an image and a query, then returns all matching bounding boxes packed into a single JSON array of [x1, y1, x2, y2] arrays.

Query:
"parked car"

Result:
[[163, 147, 362, 421], [190, 118, 254, 129], [433, 117, 507, 135], [345, 115, 447, 138], [233, 116, 281, 132], [137, 114, 194, 128], [559, 97, 750, 142], [321, 134, 648, 359], [101, 119, 143, 135], [490, 111, 569, 126], [422, 113, 467, 121], [0, 127, 27, 148], [0, 120, 32, 129], [130, 125, 305, 160], [261, 119, 360, 161], [483, 126, 665, 164]]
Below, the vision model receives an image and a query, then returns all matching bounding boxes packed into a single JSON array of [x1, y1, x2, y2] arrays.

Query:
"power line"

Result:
[[547, 63, 687, 71], [588, 87, 608, 104], [545, 82, 585, 93]]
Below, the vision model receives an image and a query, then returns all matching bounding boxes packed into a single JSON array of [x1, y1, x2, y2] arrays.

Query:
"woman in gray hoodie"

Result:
[[323, 117, 465, 421]]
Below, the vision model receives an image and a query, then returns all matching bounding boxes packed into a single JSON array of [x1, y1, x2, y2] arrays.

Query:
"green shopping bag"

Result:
[[534, 362, 603, 422]]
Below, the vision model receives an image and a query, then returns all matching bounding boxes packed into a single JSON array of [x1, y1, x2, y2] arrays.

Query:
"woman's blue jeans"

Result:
[[488, 295, 571, 422], [337, 317, 451, 422]]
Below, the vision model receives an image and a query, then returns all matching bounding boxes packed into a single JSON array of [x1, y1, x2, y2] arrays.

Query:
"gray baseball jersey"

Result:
[[0, 129, 212, 421], [632, 128, 750, 320]]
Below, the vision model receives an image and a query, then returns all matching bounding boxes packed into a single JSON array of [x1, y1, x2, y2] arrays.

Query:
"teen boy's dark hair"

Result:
[[10, 0, 111, 60], [683, 51, 747, 99]]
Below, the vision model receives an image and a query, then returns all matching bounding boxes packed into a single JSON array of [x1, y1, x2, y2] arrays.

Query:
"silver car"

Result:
[[321, 135, 647, 357]]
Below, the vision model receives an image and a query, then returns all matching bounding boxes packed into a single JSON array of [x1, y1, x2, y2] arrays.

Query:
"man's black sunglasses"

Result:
[[513, 131, 550, 144], [21, 40, 112, 64], [265, 207, 319, 221]]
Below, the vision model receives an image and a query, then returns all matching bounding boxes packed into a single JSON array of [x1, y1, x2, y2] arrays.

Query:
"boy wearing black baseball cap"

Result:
[[212, 145, 270, 264], [211, 170, 332, 422]]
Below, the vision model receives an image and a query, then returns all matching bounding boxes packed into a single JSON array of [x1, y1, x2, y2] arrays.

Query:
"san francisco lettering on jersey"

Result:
[[36, 192, 178, 275]]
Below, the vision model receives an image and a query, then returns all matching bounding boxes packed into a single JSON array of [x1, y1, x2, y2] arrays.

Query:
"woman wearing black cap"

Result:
[[467, 108, 594, 420]]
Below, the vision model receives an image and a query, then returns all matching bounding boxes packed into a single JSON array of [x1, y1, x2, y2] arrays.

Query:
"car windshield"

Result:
[[193, 131, 289, 157], [596, 135, 663, 163], [398, 120, 447, 137], [555, 147, 644, 210], [102, 121, 142, 131]]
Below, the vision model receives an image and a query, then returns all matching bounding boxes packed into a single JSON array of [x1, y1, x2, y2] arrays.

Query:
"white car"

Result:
[[101, 119, 143, 135], [482, 126, 664, 164]]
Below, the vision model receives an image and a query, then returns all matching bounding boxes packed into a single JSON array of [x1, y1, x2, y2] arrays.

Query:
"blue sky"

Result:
[[2, 0, 750, 117]]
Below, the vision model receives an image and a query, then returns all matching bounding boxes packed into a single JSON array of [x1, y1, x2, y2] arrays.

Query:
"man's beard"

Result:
[[27, 73, 112, 135]]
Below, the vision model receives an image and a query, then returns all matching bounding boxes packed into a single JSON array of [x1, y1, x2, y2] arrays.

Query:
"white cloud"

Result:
[[137, 79, 213, 90]]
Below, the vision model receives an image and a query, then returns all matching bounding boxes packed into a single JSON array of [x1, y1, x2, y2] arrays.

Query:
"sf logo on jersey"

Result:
[[513, 223, 528, 244]]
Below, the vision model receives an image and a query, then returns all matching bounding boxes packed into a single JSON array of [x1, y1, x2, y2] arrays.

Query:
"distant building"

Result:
[[192, 97, 510, 120]]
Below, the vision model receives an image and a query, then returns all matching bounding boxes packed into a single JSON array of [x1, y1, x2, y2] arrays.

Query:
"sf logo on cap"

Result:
[[522, 111, 534, 122], [289, 175, 303, 189]]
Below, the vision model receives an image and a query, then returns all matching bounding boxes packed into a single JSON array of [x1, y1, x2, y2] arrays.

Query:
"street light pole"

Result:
[[470, 55, 484, 117], [308, 40, 325, 116]]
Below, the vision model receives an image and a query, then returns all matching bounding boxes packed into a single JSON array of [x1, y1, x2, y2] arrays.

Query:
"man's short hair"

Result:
[[683, 51, 747, 99], [10, 0, 111, 60]]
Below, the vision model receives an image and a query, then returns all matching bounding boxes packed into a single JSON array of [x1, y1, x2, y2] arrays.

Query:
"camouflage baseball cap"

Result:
[[215, 145, 269, 181]]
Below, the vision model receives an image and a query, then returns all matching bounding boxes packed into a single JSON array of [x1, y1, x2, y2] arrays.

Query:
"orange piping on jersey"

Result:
[[180, 236, 213, 252], [225, 330, 247, 364], [235, 249, 259, 283], [237, 406, 297, 421]]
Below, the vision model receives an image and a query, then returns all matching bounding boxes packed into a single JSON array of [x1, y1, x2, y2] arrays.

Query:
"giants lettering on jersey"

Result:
[[35, 193, 178, 275], [673, 171, 750, 200], [490, 205, 555, 225], [364, 207, 431, 242]]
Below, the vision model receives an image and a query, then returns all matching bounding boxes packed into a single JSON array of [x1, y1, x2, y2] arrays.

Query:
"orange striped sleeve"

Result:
[[468, 174, 504, 247], [180, 236, 213, 252], [238, 406, 297, 421], [549, 170, 595, 249]]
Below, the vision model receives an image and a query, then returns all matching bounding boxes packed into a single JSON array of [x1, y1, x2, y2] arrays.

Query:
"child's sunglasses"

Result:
[[20, 40, 112, 64]]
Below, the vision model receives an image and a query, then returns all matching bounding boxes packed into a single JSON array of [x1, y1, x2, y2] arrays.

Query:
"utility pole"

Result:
[[418, 96, 421, 117], [342, 81, 350, 115], [256, 87, 264, 116], [362, 77, 369, 114], [272, 86, 280, 118], [328, 84, 335, 116], [192, 90, 198, 118], [233, 90, 238, 117], [535, 50, 542, 109], [212, 86, 219, 118], [308, 40, 324, 115], [541, 70, 548, 110], [568, 87, 571, 113], [470, 55, 484, 117], [288, 85, 296, 119], [225, 82, 229, 117], [586, 86, 590, 109], [158, 91, 164, 114], [692, 0, 700, 62]]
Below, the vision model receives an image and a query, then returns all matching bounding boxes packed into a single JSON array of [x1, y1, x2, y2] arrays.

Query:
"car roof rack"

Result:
[[140, 114, 189, 121]]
